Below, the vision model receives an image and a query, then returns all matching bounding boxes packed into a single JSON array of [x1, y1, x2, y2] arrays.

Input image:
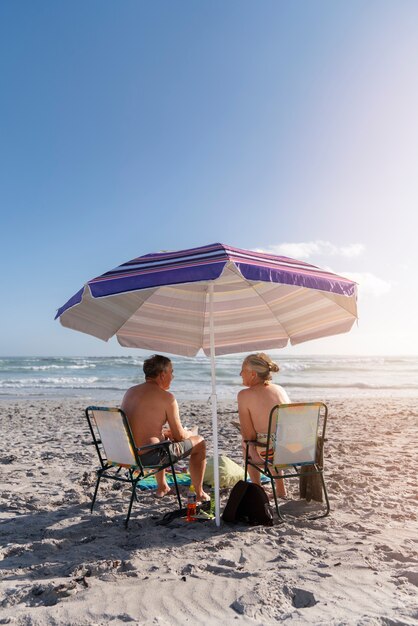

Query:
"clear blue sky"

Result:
[[1, 0, 417, 356]]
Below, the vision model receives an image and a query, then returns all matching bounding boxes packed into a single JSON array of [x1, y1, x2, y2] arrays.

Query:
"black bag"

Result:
[[222, 480, 274, 526]]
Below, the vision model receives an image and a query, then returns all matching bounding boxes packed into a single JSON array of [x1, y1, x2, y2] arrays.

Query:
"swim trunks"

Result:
[[139, 438, 193, 467]]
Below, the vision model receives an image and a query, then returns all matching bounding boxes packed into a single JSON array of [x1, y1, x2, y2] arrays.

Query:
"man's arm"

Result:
[[165, 394, 191, 441]]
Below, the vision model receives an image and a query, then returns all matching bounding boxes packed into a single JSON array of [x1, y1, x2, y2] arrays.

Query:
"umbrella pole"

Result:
[[209, 282, 220, 526]]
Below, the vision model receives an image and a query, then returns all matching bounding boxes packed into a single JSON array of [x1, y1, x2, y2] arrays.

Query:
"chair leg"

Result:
[[170, 465, 182, 510], [129, 470, 139, 503], [125, 481, 138, 527], [244, 444, 249, 482], [91, 472, 102, 513], [269, 475, 285, 523]]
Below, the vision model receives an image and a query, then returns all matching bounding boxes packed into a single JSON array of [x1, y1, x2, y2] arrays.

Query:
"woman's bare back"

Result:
[[238, 383, 290, 438]]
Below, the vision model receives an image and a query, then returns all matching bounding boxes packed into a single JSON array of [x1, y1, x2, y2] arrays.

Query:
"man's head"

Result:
[[143, 354, 173, 389]]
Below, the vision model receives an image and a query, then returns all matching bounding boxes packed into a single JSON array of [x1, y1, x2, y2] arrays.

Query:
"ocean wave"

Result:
[[284, 382, 418, 390], [17, 364, 97, 371], [0, 376, 99, 388], [279, 361, 309, 372], [1, 355, 417, 398], [0, 388, 125, 397], [0, 374, 136, 390], [0, 384, 127, 391]]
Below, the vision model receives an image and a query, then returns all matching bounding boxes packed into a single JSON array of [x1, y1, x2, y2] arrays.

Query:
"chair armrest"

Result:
[[244, 439, 268, 467], [244, 439, 267, 448], [136, 440, 171, 453]]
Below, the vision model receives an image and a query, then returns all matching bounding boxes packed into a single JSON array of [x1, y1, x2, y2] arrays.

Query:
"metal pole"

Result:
[[208, 282, 220, 526]]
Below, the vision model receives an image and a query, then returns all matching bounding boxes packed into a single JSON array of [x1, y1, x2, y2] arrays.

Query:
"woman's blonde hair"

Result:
[[243, 352, 279, 383]]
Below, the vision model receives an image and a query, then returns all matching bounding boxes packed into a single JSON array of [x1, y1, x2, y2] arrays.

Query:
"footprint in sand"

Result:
[[1, 581, 82, 608]]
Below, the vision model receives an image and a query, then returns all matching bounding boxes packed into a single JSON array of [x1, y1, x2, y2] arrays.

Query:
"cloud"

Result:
[[253, 242, 390, 298], [256, 240, 365, 259], [340, 272, 391, 297]]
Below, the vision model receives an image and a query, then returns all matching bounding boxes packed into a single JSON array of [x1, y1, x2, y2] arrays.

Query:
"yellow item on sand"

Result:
[[203, 455, 245, 488]]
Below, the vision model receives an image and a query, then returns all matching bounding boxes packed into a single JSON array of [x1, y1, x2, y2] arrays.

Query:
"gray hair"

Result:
[[243, 352, 279, 382], [143, 354, 171, 379]]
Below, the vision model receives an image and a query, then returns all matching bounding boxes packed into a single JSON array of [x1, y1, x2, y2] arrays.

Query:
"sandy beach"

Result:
[[1, 396, 417, 625]]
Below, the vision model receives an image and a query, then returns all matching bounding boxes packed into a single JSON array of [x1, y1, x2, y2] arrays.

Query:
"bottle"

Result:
[[186, 485, 197, 522], [210, 487, 216, 516]]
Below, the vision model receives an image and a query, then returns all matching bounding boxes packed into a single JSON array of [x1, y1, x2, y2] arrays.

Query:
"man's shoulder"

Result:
[[123, 383, 176, 407], [124, 383, 144, 396], [143, 384, 176, 404], [161, 388, 176, 403], [122, 383, 145, 403]]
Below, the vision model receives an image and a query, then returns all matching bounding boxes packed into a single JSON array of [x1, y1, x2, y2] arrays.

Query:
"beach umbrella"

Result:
[[56, 242, 358, 525]]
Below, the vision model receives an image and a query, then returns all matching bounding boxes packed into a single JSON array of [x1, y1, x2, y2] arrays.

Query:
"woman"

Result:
[[237, 353, 290, 497]]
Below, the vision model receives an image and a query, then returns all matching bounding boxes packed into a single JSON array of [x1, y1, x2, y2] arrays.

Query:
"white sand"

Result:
[[0, 397, 417, 625]]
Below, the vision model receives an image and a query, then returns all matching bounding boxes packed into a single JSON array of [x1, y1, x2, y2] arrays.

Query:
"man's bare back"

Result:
[[120, 355, 209, 501], [121, 381, 190, 448]]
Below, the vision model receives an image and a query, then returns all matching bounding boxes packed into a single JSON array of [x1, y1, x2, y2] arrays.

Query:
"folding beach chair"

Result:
[[244, 402, 330, 522], [85, 406, 182, 526]]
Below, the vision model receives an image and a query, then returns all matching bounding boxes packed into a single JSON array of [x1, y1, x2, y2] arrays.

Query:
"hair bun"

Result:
[[243, 352, 280, 382], [258, 353, 279, 373]]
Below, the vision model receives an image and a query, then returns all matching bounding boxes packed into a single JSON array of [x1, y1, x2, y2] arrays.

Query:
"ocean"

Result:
[[0, 355, 417, 403]]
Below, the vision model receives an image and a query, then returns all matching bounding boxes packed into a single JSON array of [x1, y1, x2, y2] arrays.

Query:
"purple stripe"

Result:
[[55, 287, 84, 319], [97, 254, 228, 281], [96, 246, 228, 279], [88, 261, 227, 298], [93, 243, 354, 292], [115, 243, 227, 268], [56, 243, 357, 318], [236, 262, 356, 296]]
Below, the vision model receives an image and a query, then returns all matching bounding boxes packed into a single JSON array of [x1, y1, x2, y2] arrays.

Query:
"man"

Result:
[[121, 354, 209, 501]]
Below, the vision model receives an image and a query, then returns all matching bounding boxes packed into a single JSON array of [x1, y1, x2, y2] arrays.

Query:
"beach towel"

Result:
[[299, 435, 324, 503], [136, 471, 191, 491]]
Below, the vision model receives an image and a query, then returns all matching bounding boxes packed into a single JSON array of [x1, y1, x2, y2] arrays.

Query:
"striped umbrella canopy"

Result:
[[56, 242, 358, 525], [56, 242, 357, 355]]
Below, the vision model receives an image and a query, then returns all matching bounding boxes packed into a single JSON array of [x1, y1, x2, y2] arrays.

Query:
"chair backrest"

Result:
[[86, 406, 138, 468], [269, 402, 327, 466]]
